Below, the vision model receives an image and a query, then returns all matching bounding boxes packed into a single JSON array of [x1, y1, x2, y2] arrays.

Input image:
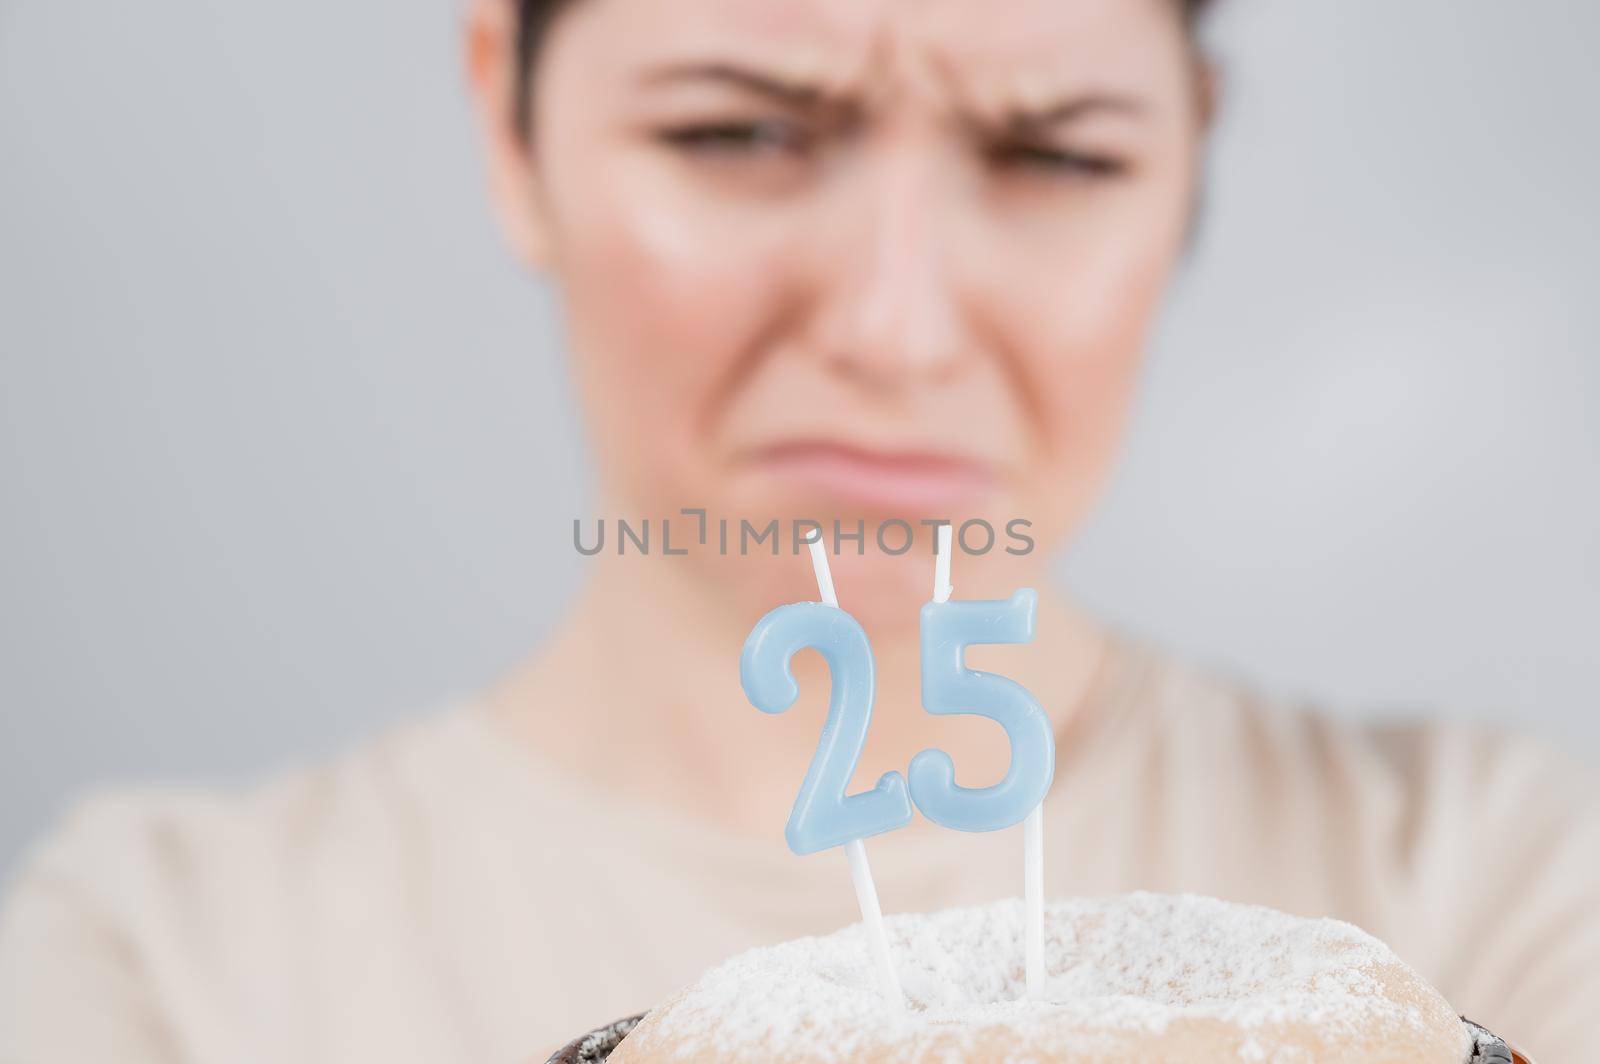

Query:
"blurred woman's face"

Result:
[[480, 0, 1206, 622]]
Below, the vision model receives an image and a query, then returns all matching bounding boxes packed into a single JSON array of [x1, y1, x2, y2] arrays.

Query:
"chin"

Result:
[[707, 549, 920, 635], [822, 549, 938, 633]]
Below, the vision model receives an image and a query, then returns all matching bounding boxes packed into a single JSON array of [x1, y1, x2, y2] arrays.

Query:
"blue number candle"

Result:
[[910, 588, 1055, 832], [740, 602, 914, 855]]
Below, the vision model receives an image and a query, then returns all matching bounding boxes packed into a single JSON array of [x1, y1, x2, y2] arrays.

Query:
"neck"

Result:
[[486, 551, 1109, 838]]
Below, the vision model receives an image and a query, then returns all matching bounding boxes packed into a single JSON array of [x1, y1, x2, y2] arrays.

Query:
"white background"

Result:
[[2, 0, 1596, 872]]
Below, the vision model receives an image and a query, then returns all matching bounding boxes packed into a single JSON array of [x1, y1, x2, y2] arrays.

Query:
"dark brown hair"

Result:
[[514, 0, 1214, 133]]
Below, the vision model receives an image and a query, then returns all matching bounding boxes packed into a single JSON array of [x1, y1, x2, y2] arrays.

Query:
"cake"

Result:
[[592, 893, 1503, 1063]]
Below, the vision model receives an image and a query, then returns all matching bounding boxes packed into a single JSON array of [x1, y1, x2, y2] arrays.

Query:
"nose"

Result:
[[811, 146, 966, 391]]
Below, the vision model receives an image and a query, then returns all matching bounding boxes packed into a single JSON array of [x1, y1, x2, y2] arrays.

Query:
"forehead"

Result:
[[548, 0, 1190, 105]]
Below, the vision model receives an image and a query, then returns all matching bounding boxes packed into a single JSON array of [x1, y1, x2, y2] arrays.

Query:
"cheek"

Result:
[[551, 160, 791, 502], [980, 182, 1190, 527], [1042, 246, 1168, 459]]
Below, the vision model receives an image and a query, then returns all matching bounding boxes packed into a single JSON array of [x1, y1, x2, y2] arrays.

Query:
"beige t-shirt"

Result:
[[2, 641, 1596, 1064]]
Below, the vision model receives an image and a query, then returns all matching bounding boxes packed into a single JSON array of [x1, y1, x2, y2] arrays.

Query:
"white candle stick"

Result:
[[845, 837, 903, 1011], [1024, 802, 1045, 997], [805, 530, 905, 1010], [931, 524, 1046, 1000], [807, 530, 840, 610]]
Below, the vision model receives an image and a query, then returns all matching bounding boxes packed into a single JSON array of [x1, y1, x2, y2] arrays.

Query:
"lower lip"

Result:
[[748, 446, 998, 512]]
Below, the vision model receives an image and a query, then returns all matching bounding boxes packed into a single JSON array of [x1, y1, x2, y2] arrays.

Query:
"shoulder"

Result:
[[1135, 643, 1596, 830], [0, 705, 496, 963], [0, 704, 516, 1056], [1360, 714, 1598, 847], [1122, 640, 1599, 921]]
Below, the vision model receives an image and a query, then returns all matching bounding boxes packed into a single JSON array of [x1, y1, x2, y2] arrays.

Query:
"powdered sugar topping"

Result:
[[639, 892, 1462, 1061]]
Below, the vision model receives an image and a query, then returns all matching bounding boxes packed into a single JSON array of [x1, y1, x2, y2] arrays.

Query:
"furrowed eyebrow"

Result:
[[636, 61, 1144, 137], [997, 94, 1148, 135], [637, 62, 834, 110]]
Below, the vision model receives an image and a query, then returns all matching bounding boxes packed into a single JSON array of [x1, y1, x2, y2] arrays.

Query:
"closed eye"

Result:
[[657, 120, 812, 158], [986, 140, 1128, 178]]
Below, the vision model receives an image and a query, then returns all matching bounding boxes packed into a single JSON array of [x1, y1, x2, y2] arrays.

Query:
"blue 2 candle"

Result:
[[740, 602, 914, 855]]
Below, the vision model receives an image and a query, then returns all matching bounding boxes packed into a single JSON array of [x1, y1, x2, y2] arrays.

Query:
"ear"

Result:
[[464, 0, 556, 269], [1192, 56, 1222, 134]]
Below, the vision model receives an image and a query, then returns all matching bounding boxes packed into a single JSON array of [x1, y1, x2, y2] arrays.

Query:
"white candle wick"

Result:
[[806, 529, 839, 608], [933, 524, 953, 604]]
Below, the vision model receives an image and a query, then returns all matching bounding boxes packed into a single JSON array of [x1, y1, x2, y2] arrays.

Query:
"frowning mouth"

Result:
[[740, 440, 999, 512]]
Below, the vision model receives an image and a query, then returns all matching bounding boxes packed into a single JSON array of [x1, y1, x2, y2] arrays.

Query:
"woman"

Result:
[[2, 0, 1595, 1061]]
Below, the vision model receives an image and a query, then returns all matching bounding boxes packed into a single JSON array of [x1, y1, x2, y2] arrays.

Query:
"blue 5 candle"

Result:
[[910, 588, 1054, 832], [740, 602, 915, 855]]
